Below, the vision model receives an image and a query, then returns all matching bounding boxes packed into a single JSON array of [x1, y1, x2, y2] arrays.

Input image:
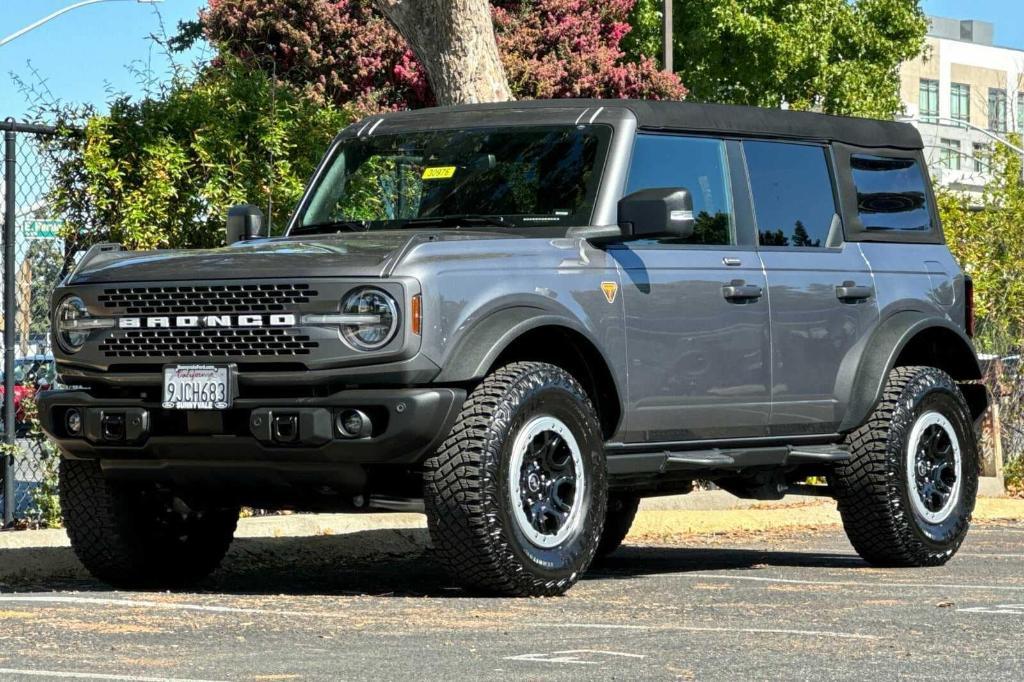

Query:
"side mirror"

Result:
[[226, 204, 267, 244], [617, 187, 695, 239]]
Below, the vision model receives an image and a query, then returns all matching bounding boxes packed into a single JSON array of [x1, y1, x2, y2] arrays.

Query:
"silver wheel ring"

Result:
[[508, 416, 587, 549], [905, 411, 963, 524]]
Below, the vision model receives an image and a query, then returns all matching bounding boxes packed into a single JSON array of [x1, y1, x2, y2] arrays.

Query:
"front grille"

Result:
[[98, 328, 319, 358], [98, 283, 318, 315]]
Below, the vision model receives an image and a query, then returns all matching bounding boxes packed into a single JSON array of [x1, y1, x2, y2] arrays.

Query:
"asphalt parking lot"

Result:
[[0, 522, 1022, 681]]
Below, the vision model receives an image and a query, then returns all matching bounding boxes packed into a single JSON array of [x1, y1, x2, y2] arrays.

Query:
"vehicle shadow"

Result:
[[0, 528, 865, 597]]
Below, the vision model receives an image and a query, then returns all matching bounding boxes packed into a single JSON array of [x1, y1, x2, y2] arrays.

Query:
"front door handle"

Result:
[[722, 280, 763, 302], [835, 281, 873, 302]]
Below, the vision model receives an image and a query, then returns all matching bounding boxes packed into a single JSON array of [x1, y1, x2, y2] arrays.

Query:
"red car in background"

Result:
[[0, 355, 56, 435]]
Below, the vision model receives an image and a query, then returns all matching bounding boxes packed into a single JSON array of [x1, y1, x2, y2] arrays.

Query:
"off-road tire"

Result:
[[60, 458, 239, 588], [424, 361, 607, 596], [596, 494, 640, 558], [833, 366, 979, 567]]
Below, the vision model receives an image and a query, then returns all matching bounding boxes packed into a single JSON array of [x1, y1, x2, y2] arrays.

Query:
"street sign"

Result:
[[25, 219, 62, 239]]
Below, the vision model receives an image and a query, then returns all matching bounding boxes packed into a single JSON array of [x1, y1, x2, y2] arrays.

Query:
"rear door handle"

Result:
[[835, 281, 873, 302], [722, 280, 763, 302]]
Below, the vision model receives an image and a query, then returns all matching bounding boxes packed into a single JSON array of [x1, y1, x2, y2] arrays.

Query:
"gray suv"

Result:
[[39, 99, 987, 596]]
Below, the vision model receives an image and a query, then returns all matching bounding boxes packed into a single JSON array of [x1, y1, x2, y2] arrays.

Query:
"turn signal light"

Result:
[[411, 294, 422, 336]]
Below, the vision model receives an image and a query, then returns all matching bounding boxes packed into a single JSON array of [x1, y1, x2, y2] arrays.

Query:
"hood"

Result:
[[66, 230, 519, 284]]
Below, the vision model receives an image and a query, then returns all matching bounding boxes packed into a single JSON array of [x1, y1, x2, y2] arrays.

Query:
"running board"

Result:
[[606, 444, 849, 477]]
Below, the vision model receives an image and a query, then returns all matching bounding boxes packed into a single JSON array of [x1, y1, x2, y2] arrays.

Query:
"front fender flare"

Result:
[[433, 306, 604, 384]]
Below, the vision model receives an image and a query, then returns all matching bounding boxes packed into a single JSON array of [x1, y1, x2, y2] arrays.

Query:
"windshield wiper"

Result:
[[291, 219, 370, 235], [399, 214, 508, 229]]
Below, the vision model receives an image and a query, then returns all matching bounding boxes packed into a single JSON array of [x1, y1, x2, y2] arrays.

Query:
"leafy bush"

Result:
[[938, 137, 1024, 355], [45, 57, 350, 252]]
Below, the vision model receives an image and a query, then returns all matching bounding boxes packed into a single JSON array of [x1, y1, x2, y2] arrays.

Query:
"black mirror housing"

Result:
[[226, 204, 267, 244], [617, 187, 695, 239]]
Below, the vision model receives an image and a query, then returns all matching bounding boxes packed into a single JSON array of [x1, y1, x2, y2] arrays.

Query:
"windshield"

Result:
[[292, 125, 611, 234]]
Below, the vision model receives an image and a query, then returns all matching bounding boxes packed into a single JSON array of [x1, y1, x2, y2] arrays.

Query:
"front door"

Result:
[[742, 140, 880, 435], [613, 134, 771, 443]]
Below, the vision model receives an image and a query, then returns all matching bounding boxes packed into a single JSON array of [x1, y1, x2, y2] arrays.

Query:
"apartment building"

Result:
[[899, 16, 1023, 192]]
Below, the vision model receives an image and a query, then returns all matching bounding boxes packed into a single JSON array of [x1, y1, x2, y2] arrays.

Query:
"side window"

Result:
[[625, 134, 735, 245], [744, 141, 838, 248], [849, 155, 931, 232]]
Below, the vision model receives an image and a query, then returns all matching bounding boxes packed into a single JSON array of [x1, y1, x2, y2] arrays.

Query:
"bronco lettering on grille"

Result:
[[117, 314, 297, 329]]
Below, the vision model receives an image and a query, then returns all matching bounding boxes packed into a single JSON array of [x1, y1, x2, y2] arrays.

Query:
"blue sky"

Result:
[[1, 0, 1023, 121], [1, 0, 207, 120]]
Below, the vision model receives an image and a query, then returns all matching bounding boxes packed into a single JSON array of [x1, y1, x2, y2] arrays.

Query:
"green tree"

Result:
[[628, 0, 927, 118], [26, 239, 65, 337], [44, 57, 349, 252], [938, 136, 1024, 354]]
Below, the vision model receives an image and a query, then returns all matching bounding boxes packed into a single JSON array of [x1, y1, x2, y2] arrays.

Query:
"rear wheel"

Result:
[[424, 361, 607, 596], [60, 458, 239, 588], [596, 494, 640, 558], [833, 366, 979, 566]]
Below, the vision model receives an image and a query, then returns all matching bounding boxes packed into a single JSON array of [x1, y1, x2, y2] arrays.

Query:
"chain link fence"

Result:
[[1, 119, 75, 526]]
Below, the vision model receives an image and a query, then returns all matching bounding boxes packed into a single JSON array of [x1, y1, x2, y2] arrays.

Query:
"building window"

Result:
[[919, 79, 939, 122], [973, 142, 991, 173], [950, 83, 970, 124], [989, 88, 1008, 132], [1018, 92, 1024, 132], [940, 138, 961, 170]]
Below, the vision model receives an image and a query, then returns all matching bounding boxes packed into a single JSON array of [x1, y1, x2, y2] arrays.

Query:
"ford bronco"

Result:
[[39, 100, 987, 596]]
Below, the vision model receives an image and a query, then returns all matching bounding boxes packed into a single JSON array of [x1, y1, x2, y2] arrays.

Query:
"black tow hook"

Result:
[[270, 414, 300, 444]]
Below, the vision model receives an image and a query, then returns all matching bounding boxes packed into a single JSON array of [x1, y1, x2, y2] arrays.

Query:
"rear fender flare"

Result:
[[835, 311, 982, 433]]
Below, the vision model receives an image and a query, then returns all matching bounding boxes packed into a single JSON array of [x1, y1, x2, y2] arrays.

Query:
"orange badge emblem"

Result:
[[600, 281, 618, 304]]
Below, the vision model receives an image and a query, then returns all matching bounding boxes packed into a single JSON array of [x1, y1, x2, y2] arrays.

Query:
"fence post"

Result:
[[3, 122, 16, 526]]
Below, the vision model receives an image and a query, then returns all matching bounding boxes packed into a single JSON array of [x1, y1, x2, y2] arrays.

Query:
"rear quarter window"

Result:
[[849, 154, 932, 232]]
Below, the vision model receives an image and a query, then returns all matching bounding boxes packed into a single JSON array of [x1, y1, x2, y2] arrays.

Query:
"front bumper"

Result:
[[37, 386, 466, 467]]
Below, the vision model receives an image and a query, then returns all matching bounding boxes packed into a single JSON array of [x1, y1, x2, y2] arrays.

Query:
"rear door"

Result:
[[612, 134, 771, 443], [743, 140, 880, 435]]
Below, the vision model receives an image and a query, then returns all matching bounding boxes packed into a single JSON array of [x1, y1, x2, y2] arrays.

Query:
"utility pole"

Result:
[[663, 0, 673, 73]]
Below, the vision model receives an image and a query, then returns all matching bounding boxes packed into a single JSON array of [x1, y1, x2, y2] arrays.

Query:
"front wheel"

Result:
[[61, 458, 239, 588], [833, 366, 979, 566], [424, 362, 607, 596]]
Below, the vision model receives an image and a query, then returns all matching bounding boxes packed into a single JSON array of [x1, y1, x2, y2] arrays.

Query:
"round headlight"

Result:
[[340, 288, 399, 351], [55, 295, 90, 353]]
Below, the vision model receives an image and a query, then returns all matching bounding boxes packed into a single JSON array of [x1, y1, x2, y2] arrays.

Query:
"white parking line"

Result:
[[527, 622, 879, 640], [958, 604, 1024, 615], [0, 595, 325, 618], [674, 574, 1024, 591], [0, 669, 226, 682], [505, 650, 645, 665], [959, 552, 1024, 559]]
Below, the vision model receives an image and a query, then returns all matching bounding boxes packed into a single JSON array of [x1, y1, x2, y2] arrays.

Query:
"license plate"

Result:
[[162, 365, 232, 410]]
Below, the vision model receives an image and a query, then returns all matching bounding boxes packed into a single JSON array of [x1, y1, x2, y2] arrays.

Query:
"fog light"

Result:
[[336, 409, 371, 439], [65, 409, 82, 436]]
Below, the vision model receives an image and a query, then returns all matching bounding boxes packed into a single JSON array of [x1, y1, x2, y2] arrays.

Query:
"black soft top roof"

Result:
[[363, 98, 921, 150]]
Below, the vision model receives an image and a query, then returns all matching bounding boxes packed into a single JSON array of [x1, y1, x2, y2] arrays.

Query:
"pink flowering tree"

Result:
[[199, 0, 685, 112]]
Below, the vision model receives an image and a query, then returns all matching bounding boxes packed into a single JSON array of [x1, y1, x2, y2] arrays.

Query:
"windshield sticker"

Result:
[[422, 166, 457, 180]]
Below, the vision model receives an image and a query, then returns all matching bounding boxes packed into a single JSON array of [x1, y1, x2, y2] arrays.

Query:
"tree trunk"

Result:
[[373, 0, 513, 106]]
